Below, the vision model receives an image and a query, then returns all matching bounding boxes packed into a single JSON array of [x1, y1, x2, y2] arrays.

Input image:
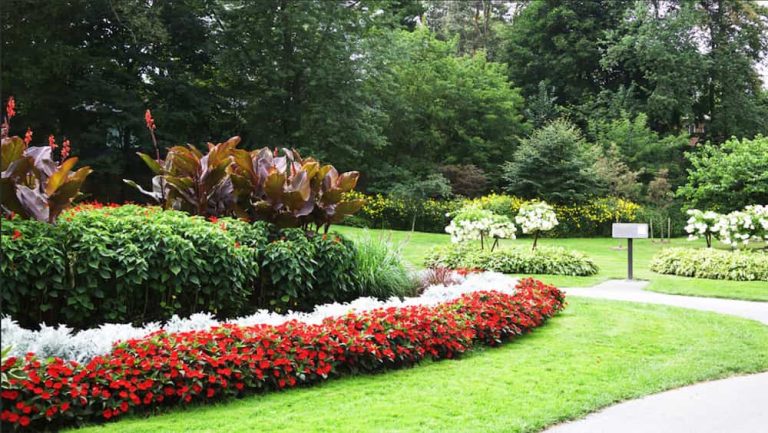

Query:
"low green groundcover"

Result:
[[424, 244, 599, 276], [650, 247, 768, 281]]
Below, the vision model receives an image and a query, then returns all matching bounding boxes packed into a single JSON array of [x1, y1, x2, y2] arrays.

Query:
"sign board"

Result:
[[612, 223, 649, 239]]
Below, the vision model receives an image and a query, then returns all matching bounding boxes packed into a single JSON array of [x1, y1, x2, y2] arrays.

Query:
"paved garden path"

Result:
[[542, 280, 768, 433], [565, 280, 768, 325]]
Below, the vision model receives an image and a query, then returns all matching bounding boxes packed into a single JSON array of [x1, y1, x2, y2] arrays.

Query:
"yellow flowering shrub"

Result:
[[344, 192, 642, 237]]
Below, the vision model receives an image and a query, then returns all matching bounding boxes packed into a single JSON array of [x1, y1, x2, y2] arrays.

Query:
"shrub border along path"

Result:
[[0, 279, 564, 431]]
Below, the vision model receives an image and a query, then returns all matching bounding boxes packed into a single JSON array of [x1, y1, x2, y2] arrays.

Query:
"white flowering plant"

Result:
[[515, 201, 558, 250], [716, 205, 768, 248], [444, 206, 516, 251], [687, 205, 768, 248], [684, 209, 722, 247]]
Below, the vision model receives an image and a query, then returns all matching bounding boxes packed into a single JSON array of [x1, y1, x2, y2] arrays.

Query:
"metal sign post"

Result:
[[612, 223, 649, 280]]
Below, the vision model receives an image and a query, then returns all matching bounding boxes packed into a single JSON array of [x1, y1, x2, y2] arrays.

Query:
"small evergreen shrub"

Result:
[[650, 248, 768, 281], [425, 244, 599, 276]]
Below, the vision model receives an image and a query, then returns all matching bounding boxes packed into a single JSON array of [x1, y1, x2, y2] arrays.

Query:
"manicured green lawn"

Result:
[[70, 298, 768, 433], [334, 226, 768, 302]]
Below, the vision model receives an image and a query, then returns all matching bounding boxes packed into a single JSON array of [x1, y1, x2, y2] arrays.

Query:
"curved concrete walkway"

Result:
[[542, 280, 768, 433], [565, 280, 768, 325], [544, 372, 768, 433]]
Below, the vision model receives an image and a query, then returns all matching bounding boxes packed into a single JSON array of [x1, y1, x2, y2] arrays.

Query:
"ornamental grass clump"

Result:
[[353, 233, 417, 299]]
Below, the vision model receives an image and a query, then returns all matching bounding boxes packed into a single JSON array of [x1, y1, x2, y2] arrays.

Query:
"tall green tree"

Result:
[[500, 0, 633, 114], [502, 119, 604, 204], [362, 27, 527, 192], [677, 136, 768, 212]]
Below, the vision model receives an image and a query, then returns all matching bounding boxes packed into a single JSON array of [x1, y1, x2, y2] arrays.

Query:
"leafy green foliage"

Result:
[[1, 203, 372, 327], [651, 248, 768, 282], [1, 136, 92, 222], [1, 206, 260, 329], [677, 136, 768, 212], [425, 244, 599, 277], [502, 120, 604, 204], [363, 28, 527, 191], [352, 233, 416, 299]]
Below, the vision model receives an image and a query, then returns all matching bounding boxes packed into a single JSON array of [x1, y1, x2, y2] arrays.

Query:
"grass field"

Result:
[[334, 226, 768, 302], [70, 298, 768, 433]]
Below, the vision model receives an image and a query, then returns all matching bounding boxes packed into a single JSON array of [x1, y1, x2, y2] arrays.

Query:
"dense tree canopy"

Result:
[[2, 0, 767, 208]]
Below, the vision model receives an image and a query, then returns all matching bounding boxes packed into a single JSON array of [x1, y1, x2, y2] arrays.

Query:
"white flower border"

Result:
[[1, 272, 520, 363]]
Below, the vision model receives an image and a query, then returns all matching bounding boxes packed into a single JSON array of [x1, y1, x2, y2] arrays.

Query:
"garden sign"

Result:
[[612, 223, 649, 280]]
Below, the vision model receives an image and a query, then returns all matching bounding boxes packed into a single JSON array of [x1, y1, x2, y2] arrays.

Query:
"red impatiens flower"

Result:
[[144, 109, 156, 131], [12, 229, 22, 240], [6, 96, 15, 120], [1, 278, 565, 430], [48, 134, 57, 150], [23, 128, 33, 146], [208, 216, 219, 223], [61, 139, 71, 160]]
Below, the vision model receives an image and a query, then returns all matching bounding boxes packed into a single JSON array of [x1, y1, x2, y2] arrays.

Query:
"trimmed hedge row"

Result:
[[425, 244, 599, 276], [650, 247, 768, 281], [0, 279, 565, 431], [0, 205, 363, 329], [346, 192, 641, 237]]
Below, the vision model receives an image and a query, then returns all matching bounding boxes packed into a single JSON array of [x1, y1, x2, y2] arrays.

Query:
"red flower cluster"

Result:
[[61, 139, 71, 160], [144, 109, 156, 131], [48, 134, 57, 151], [1, 279, 564, 430], [23, 128, 32, 146], [6, 96, 16, 120]]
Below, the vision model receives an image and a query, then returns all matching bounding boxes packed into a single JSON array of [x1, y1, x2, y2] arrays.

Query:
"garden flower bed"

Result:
[[0, 278, 565, 431]]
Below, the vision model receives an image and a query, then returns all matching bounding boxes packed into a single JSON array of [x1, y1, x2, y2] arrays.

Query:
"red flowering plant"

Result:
[[0, 279, 564, 431], [0, 96, 92, 223]]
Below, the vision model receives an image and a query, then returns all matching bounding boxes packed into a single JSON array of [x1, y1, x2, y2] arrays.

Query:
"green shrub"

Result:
[[650, 247, 768, 281], [424, 244, 599, 276], [0, 205, 364, 328], [1, 206, 261, 328], [353, 233, 416, 299]]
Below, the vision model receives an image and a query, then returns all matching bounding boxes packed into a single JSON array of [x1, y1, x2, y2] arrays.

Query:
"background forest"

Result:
[[2, 0, 767, 215]]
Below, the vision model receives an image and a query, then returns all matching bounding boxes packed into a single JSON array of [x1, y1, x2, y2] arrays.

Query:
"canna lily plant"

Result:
[[126, 136, 240, 217], [127, 106, 363, 228], [1, 97, 92, 223], [230, 147, 364, 231]]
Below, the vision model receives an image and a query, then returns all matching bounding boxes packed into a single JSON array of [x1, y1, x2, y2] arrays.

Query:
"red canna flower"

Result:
[[23, 128, 33, 145], [48, 134, 57, 150], [6, 96, 15, 119], [61, 139, 71, 160], [12, 229, 22, 240], [144, 109, 156, 130]]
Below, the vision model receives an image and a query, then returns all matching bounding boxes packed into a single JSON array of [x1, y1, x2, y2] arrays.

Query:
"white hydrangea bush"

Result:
[[515, 201, 558, 250], [684, 209, 722, 247], [716, 205, 768, 247], [687, 205, 768, 248], [2, 271, 520, 363], [444, 206, 516, 247]]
